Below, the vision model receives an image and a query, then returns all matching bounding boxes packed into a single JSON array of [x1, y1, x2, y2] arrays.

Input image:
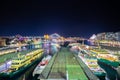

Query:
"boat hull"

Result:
[[97, 59, 119, 80], [97, 58, 119, 68], [94, 72, 106, 80]]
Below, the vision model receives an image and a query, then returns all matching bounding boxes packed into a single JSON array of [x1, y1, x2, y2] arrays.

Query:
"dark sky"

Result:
[[0, 0, 120, 38]]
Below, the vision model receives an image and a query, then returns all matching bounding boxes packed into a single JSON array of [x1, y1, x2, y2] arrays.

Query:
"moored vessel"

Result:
[[32, 55, 52, 77], [0, 49, 44, 80]]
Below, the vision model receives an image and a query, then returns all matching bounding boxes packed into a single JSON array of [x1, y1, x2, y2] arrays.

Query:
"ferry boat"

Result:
[[97, 54, 120, 68], [32, 55, 52, 77], [90, 48, 120, 67], [0, 48, 16, 56], [90, 49, 108, 55], [0, 49, 44, 79], [78, 52, 106, 80]]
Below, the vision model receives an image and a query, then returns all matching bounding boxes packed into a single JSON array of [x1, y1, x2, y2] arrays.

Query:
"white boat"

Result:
[[78, 54, 106, 77], [32, 55, 52, 77]]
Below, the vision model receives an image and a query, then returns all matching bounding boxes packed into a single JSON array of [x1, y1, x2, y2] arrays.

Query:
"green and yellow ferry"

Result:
[[90, 48, 120, 68], [0, 49, 44, 80]]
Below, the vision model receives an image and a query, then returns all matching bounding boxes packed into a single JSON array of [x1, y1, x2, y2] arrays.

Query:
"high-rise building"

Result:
[[0, 38, 6, 46]]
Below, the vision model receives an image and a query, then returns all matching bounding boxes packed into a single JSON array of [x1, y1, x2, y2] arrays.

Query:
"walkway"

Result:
[[48, 48, 88, 80]]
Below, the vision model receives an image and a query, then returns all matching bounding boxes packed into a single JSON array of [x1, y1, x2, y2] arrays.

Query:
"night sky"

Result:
[[0, 1, 120, 38]]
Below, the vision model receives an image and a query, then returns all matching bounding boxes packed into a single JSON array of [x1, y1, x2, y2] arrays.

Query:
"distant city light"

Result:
[[90, 34, 96, 39]]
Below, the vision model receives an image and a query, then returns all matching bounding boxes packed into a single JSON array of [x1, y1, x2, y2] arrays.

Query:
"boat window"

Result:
[[118, 57, 120, 60], [41, 64, 45, 66], [12, 63, 19, 65]]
